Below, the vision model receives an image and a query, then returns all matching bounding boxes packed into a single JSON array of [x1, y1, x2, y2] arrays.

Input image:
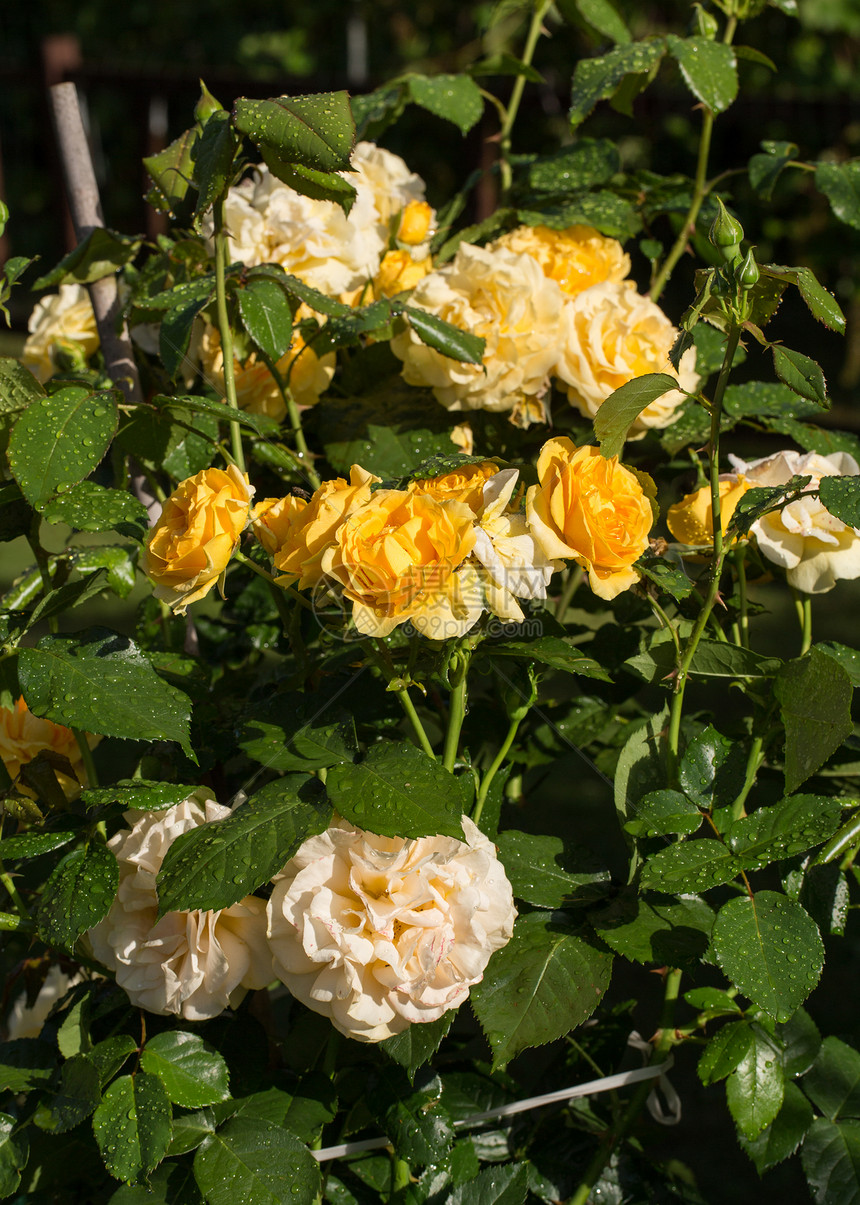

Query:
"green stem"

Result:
[[794, 592, 812, 656], [443, 675, 468, 773], [0, 861, 28, 918], [212, 197, 246, 474], [498, 0, 552, 195], [650, 17, 736, 304], [731, 734, 764, 820], [372, 641, 436, 759], [648, 595, 681, 657], [260, 352, 321, 490], [734, 547, 749, 649], [473, 715, 522, 825], [555, 566, 584, 621], [568, 969, 682, 1205], [0, 910, 34, 934], [27, 519, 58, 634], [73, 729, 98, 789], [666, 326, 741, 785], [389, 1156, 411, 1198]]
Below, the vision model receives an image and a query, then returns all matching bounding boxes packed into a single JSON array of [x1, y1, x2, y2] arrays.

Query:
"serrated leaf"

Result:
[[803, 1038, 860, 1121], [623, 789, 702, 838], [569, 0, 631, 43], [0, 1113, 27, 1199], [383, 1079, 454, 1166], [740, 1082, 814, 1174], [450, 1162, 530, 1205], [816, 642, 860, 688], [723, 378, 819, 420], [678, 724, 747, 809], [193, 1116, 321, 1205], [569, 40, 665, 128], [152, 392, 276, 438], [593, 891, 713, 967], [237, 695, 357, 773], [381, 1013, 455, 1083], [748, 142, 797, 200], [495, 831, 610, 909], [33, 1054, 101, 1133], [8, 386, 118, 509], [0, 356, 44, 456], [711, 891, 824, 1022], [759, 265, 845, 334], [145, 127, 199, 213], [32, 229, 142, 290], [90, 1036, 138, 1086], [819, 476, 860, 528], [192, 109, 240, 220], [469, 912, 612, 1068], [324, 741, 464, 839], [237, 276, 295, 362], [520, 140, 620, 195], [636, 556, 694, 601], [141, 1032, 230, 1108], [18, 628, 194, 757], [666, 36, 738, 113], [729, 795, 844, 869], [0, 828, 77, 860], [36, 842, 117, 953], [232, 92, 355, 172], [0, 1041, 57, 1093], [698, 1021, 754, 1085], [486, 636, 610, 681], [42, 480, 149, 541], [407, 74, 483, 135], [156, 776, 330, 915], [403, 306, 485, 364], [108, 1161, 203, 1204], [726, 1023, 785, 1140], [71, 546, 136, 599], [816, 160, 860, 231], [594, 373, 681, 458], [775, 649, 853, 792], [771, 345, 828, 406], [803, 1118, 860, 1205], [261, 153, 357, 214], [640, 839, 741, 893], [93, 1073, 173, 1184]]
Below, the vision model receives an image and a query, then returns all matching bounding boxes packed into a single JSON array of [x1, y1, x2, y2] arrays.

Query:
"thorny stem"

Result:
[[473, 714, 522, 825], [212, 197, 246, 475], [0, 910, 34, 934], [650, 18, 737, 304], [370, 642, 436, 759], [0, 860, 29, 919], [568, 969, 683, 1205], [498, 0, 553, 196], [666, 326, 741, 785]]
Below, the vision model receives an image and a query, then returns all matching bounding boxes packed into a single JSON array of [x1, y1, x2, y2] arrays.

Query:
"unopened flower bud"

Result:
[[398, 200, 433, 246], [194, 81, 223, 124], [0, 200, 8, 238], [692, 3, 719, 38], [709, 199, 744, 262], [736, 248, 760, 289]]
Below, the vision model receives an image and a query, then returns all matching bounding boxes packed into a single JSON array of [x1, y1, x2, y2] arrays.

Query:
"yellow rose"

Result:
[[142, 465, 254, 613], [273, 466, 377, 590], [450, 423, 474, 455], [22, 285, 100, 383], [251, 495, 308, 558], [398, 199, 434, 246], [409, 461, 498, 512], [667, 477, 750, 547], [285, 324, 336, 407], [373, 250, 433, 299], [526, 437, 653, 599], [490, 224, 630, 298], [320, 489, 479, 638], [0, 697, 96, 798]]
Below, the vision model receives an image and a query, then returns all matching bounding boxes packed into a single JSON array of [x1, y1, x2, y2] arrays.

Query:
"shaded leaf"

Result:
[[594, 373, 680, 458], [92, 1073, 173, 1184], [775, 650, 853, 792], [193, 1116, 321, 1205], [36, 843, 118, 953]]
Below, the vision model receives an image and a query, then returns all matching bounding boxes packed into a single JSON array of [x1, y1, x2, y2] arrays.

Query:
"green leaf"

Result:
[[740, 1082, 814, 1174], [820, 476, 860, 528], [152, 392, 276, 438], [237, 277, 295, 362], [726, 1024, 785, 1140], [775, 649, 854, 792], [7, 386, 119, 509], [613, 708, 667, 872], [759, 265, 845, 334], [261, 153, 357, 214], [92, 1073, 173, 1184], [518, 190, 640, 241], [90, 1036, 138, 1086], [519, 140, 620, 195], [678, 724, 747, 809], [666, 36, 738, 113], [36, 842, 118, 953], [238, 695, 357, 773], [640, 839, 741, 892], [729, 795, 844, 869], [569, 40, 665, 128], [32, 229, 142, 290], [381, 1013, 455, 1084], [324, 741, 464, 839], [748, 142, 798, 201], [495, 831, 611, 909], [116, 405, 219, 479], [724, 378, 820, 421], [109, 1162, 203, 1205], [383, 1079, 454, 1165], [802, 1118, 860, 1205], [636, 556, 694, 601], [593, 892, 713, 967], [486, 635, 610, 681], [160, 295, 213, 381], [0, 1114, 27, 1199], [698, 1021, 754, 1085], [0, 1040, 56, 1093], [0, 356, 44, 455], [141, 1032, 230, 1108], [771, 345, 828, 406], [42, 480, 149, 540], [71, 546, 136, 599], [33, 1053, 101, 1133], [0, 828, 77, 860], [407, 74, 483, 135], [623, 789, 702, 838], [469, 911, 612, 1068], [569, 0, 631, 43], [803, 1038, 860, 1121], [711, 891, 824, 1022], [145, 126, 199, 213], [403, 306, 485, 364], [816, 160, 860, 231], [728, 475, 814, 538], [192, 110, 240, 221], [450, 1163, 530, 1205], [168, 1109, 217, 1157], [193, 1116, 321, 1205], [594, 373, 681, 458], [816, 642, 860, 688], [780, 1008, 822, 1077], [232, 92, 355, 172], [19, 629, 194, 757]]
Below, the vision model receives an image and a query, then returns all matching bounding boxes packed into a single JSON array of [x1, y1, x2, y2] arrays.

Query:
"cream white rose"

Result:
[[88, 792, 272, 1020], [729, 448, 860, 593], [22, 284, 100, 383], [267, 815, 516, 1042], [391, 242, 563, 417], [5, 966, 84, 1040], [555, 280, 698, 437]]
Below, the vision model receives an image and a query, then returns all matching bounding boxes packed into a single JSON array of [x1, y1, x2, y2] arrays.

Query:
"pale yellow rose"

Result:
[[372, 250, 433, 299], [267, 815, 516, 1042], [409, 460, 499, 512], [251, 495, 309, 558], [667, 477, 751, 547], [555, 281, 699, 438], [88, 793, 273, 1020], [142, 465, 254, 613], [22, 285, 100, 383], [320, 488, 480, 638], [526, 437, 653, 599], [273, 466, 377, 590], [450, 423, 474, 455], [729, 449, 860, 593], [350, 141, 432, 237], [390, 242, 563, 416], [0, 697, 96, 798], [398, 200, 434, 247], [490, 224, 630, 298]]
